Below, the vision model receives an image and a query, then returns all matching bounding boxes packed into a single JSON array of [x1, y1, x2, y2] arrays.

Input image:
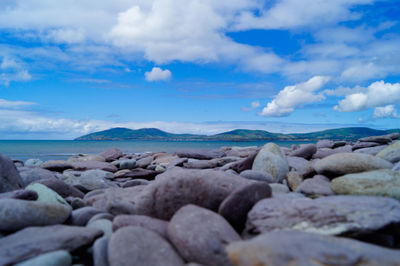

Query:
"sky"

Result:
[[0, 0, 399, 139]]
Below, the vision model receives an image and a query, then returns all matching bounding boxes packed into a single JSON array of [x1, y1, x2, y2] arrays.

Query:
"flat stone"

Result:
[[296, 175, 334, 196], [376, 141, 400, 163], [312, 145, 352, 159], [176, 149, 225, 160], [359, 135, 392, 144], [239, 170, 275, 183], [15, 250, 72, 266], [168, 205, 240, 266], [218, 182, 271, 232], [109, 226, 184, 266], [134, 167, 250, 220], [289, 144, 317, 159], [18, 167, 56, 187], [73, 170, 117, 191], [0, 154, 23, 192], [37, 179, 85, 198], [184, 159, 220, 169], [69, 206, 104, 226], [99, 148, 124, 162], [313, 152, 393, 177], [135, 156, 153, 168], [73, 161, 118, 173], [331, 169, 400, 200], [354, 145, 388, 155], [152, 153, 179, 166], [40, 160, 74, 172], [226, 230, 400, 266], [244, 195, 400, 237], [26, 183, 69, 206], [316, 139, 334, 149], [121, 179, 150, 188], [0, 225, 102, 265], [352, 141, 380, 150], [24, 158, 43, 167], [0, 199, 72, 231], [113, 214, 169, 239], [119, 168, 159, 180], [0, 189, 38, 200], [252, 143, 289, 182]]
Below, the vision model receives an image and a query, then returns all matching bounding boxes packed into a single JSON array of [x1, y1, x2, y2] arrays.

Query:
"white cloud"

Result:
[[0, 57, 32, 86], [335, 80, 400, 112], [0, 98, 36, 108], [241, 100, 260, 112], [373, 105, 400, 119], [260, 76, 330, 117], [145, 67, 171, 82]]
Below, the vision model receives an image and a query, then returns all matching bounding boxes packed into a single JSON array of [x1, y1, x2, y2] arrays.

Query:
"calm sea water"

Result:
[[0, 140, 313, 162]]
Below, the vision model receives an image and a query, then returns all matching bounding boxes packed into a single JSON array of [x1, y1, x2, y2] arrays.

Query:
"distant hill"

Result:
[[75, 127, 400, 141]]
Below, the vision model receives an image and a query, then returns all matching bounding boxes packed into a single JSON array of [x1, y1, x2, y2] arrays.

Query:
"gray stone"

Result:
[[176, 149, 225, 160], [0, 199, 72, 231], [252, 143, 289, 182], [69, 197, 86, 209], [0, 225, 102, 265], [394, 161, 400, 172], [15, 250, 72, 266], [296, 175, 334, 196], [0, 189, 38, 200], [99, 148, 124, 162], [316, 139, 334, 149], [93, 236, 109, 266], [117, 168, 158, 180], [18, 166, 56, 187], [24, 158, 43, 167], [74, 170, 117, 191], [331, 169, 400, 200], [352, 141, 380, 150], [68, 154, 106, 163], [135, 156, 153, 168], [244, 195, 400, 237], [226, 230, 400, 266], [109, 226, 184, 266], [231, 151, 258, 173], [286, 156, 313, 177], [0, 154, 23, 192], [359, 135, 392, 144], [119, 159, 136, 169], [286, 171, 303, 191], [40, 160, 74, 172], [37, 179, 85, 198], [289, 144, 317, 159], [354, 145, 388, 155], [313, 152, 393, 177], [113, 215, 169, 239], [218, 182, 271, 232], [269, 183, 289, 195], [134, 167, 250, 220], [121, 179, 149, 188], [239, 170, 275, 183], [167, 157, 188, 169], [184, 159, 219, 169], [376, 141, 400, 163], [312, 145, 352, 159], [69, 206, 104, 226], [88, 213, 114, 224], [26, 183, 69, 206], [388, 132, 400, 140], [73, 161, 118, 173], [168, 205, 240, 266], [87, 219, 113, 237]]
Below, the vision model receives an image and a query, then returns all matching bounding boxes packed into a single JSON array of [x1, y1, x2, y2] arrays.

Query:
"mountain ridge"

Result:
[[75, 127, 400, 141]]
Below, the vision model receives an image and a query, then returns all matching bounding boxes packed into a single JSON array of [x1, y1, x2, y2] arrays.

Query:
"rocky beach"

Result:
[[1, 133, 400, 266]]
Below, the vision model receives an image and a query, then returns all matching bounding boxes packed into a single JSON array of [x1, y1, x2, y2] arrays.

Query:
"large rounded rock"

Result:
[[376, 141, 400, 163], [40, 160, 74, 172], [18, 166, 56, 186], [0, 154, 23, 192], [37, 179, 85, 198], [25, 183, 69, 206], [252, 143, 289, 182], [331, 169, 400, 200], [244, 195, 400, 237], [73, 161, 118, 173], [113, 215, 169, 239], [99, 148, 124, 162], [134, 167, 250, 220], [72, 170, 117, 191], [69, 206, 104, 226], [287, 156, 313, 177], [226, 230, 400, 266], [108, 226, 184, 266], [0, 225, 102, 265], [296, 175, 334, 196], [289, 144, 317, 159], [0, 189, 38, 200], [313, 152, 393, 177], [15, 250, 72, 266], [0, 199, 72, 231], [168, 205, 240, 266]]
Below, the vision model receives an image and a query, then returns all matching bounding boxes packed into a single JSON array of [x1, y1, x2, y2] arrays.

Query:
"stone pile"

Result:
[[0, 133, 400, 265]]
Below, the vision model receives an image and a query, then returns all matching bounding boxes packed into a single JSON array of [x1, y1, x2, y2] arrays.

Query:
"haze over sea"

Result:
[[0, 140, 311, 162]]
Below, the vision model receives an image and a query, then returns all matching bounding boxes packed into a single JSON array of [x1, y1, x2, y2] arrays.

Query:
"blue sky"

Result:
[[0, 0, 399, 139]]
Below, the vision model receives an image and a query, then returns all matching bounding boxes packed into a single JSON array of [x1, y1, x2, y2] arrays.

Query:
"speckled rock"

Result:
[[109, 226, 184, 266], [252, 143, 289, 183], [24, 158, 44, 167], [0, 154, 23, 192], [68, 154, 106, 163], [286, 171, 303, 191], [269, 183, 289, 195], [376, 141, 400, 163], [168, 205, 240, 266]]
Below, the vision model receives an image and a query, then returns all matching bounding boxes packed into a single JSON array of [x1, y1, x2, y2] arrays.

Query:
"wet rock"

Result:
[[0, 154, 23, 192], [134, 167, 249, 220], [0, 225, 102, 265], [313, 152, 392, 177], [252, 143, 289, 183], [289, 144, 317, 159], [331, 169, 400, 200], [218, 182, 271, 232], [376, 141, 400, 163], [359, 135, 392, 144], [244, 195, 400, 237], [0, 189, 38, 200], [168, 205, 240, 266], [15, 250, 72, 266], [37, 179, 85, 198], [286, 171, 303, 191], [0, 199, 71, 231], [69, 206, 105, 226], [18, 166, 56, 187], [239, 170, 274, 183], [40, 160, 74, 172], [176, 149, 225, 160], [99, 148, 124, 162], [73, 161, 118, 173], [296, 175, 334, 196], [226, 230, 400, 266], [109, 226, 184, 266], [113, 215, 168, 239]]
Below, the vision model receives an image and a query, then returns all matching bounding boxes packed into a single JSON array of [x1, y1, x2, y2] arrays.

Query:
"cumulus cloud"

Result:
[[373, 105, 400, 119], [260, 76, 330, 117], [334, 80, 400, 112], [241, 100, 260, 112], [145, 67, 172, 82]]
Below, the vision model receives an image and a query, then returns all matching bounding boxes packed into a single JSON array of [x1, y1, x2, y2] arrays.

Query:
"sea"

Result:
[[0, 140, 314, 162]]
